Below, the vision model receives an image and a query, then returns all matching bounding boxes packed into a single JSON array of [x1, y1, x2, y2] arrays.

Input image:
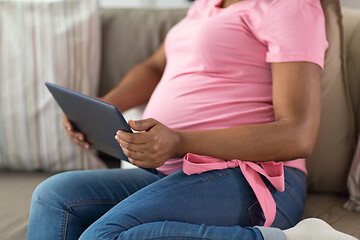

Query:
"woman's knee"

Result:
[[31, 171, 84, 208], [78, 206, 140, 240], [78, 225, 98, 240], [79, 221, 127, 240]]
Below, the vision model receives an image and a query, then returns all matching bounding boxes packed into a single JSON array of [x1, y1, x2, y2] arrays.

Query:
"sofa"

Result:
[[1, 3, 360, 240]]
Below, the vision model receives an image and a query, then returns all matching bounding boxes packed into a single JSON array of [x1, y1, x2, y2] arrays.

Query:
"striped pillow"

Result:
[[344, 136, 360, 213], [0, 0, 106, 171]]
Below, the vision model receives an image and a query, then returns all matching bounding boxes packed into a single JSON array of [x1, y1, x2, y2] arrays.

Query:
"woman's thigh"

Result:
[[80, 168, 261, 239], [248, 167, 307, 228], [272, 167, 307, 229], [80, 167, 306, 239], [27, 168, 162, 240]]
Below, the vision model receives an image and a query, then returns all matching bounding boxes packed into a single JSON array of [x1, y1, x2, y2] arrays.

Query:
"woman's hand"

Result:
[[115, 118, 181, 169], [62, 115, 91, 149], [62, 97, 108, 149]]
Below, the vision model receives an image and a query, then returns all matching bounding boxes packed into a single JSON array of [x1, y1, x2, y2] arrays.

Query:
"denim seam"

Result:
[[201, 169, 237, 182], [248, 200, 261, 226], [143, 237, 212, 240], [62, 210, 68, 240], [61, 199, 119, 240], [284, 183, 304, 209], [286, 168, 306, 192], [31, 196, 69, 240], [116, 229, 212, 240], [63, 199, 119, 210]]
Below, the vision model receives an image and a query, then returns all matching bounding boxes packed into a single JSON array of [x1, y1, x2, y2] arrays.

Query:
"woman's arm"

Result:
[[177, 62, 322, 161], [63, 43, 166, 149], [116, 62, 322, 168], [102, 43, 166, 112]]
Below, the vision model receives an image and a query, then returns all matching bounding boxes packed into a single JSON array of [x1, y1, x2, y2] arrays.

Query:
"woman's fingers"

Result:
[[121, 148, 146, 162], [62, 115, 91, 149], [116, 130, 151, 144], [71, 136, 90, 149], [128, 118, 158, 132], [62, 115, 73, 131], [115, 118, 180, 168], [115, 136, 148, 153]]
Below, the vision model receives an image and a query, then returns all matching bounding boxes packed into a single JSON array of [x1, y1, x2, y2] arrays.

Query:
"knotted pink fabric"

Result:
[[183, 153, 286, 227]]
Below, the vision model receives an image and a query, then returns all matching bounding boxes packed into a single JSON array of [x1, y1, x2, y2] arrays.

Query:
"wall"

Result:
[[341, 0, 360, 9]]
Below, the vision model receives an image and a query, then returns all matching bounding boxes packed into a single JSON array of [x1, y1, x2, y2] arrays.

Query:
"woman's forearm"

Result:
[[102, 62, 163, 112], [176, 118, 319, 162], [102, 44, 166, 112], [115, 115, 320, 169]]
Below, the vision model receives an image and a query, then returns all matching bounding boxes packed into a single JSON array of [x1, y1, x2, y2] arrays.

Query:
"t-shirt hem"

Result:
[[266, 54, 325, 69]]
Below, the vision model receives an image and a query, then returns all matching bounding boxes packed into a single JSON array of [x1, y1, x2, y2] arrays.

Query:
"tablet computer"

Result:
[[45, 82, 158, 174]]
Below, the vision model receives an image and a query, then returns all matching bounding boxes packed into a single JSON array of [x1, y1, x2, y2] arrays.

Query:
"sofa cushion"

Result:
[[98, 8, 186, 96], [306, 0, 356, 194], [0, 172, 53, 240], [303, 194, 360, 238], [342, 8, 360, 133], [0, 0, 105, 171]]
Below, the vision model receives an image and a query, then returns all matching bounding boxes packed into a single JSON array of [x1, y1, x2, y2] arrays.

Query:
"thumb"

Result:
[[128, 118, 158, 132]]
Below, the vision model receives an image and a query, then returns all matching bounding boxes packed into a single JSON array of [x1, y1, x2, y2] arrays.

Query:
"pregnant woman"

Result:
[[27, 0, 355, 239]]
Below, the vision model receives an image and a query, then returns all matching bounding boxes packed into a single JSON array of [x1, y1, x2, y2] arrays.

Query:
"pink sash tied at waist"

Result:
[[183, 153, 285, 227]]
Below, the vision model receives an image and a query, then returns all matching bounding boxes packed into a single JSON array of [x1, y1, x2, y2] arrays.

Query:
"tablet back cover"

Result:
[[46, 82, 157, 174]]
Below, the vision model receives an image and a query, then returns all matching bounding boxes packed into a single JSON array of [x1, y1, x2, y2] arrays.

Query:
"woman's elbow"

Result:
[[295, 130, 319, 159]]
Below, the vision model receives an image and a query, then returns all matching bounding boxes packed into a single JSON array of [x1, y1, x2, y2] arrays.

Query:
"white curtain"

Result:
[[101, 0, 191, 8]]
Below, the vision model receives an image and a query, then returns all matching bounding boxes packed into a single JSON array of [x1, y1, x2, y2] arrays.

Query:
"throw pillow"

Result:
[[344, 136, 360, 213], [342, 7, 360, 213], [0, 0, 106, 171], [306, 0, 356, 194]]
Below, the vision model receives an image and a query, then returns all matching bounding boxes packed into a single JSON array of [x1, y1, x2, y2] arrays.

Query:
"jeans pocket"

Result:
[[248, 200, 265, 226]]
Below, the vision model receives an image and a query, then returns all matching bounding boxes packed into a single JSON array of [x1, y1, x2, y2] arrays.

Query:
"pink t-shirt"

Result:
[[142, 0, 328, 226]]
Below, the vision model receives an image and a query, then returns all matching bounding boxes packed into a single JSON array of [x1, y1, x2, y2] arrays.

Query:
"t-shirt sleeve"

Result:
[[255, 0, 328, 68]]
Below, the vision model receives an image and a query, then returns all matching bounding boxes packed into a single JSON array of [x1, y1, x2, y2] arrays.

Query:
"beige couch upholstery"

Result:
[[1, 6, 360, 240]]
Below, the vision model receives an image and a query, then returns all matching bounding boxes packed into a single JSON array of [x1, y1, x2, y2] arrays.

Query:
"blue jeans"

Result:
[[27, 166, 306, 240]]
